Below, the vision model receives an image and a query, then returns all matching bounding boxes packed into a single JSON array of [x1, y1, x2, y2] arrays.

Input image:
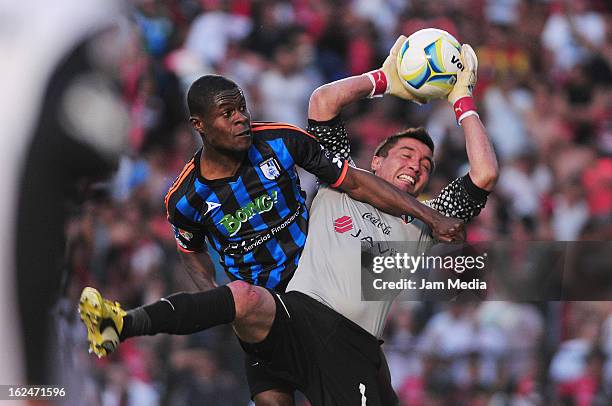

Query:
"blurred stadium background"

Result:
[[37, 0, 612, 404]]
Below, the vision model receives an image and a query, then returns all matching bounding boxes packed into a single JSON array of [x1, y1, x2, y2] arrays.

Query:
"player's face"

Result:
[[191, 87, 252, 153], [370, 138, 433, 196]]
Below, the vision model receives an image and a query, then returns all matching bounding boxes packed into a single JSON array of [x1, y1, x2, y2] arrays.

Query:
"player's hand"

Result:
[[381, 35, 428, 104], [430, 213, 465, 243], [447, 44, 478, 105]]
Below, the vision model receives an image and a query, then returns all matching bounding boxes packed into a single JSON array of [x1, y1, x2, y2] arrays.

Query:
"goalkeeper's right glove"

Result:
[[363, 35, 428, 104]]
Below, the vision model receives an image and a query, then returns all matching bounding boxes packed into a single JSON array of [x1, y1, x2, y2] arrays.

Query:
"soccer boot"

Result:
[[78, 287, 126, 358]]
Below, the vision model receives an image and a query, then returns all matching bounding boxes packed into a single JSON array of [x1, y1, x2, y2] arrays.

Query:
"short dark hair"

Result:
[[187, 75, 239, 116], [373, 127, 435, 173], [373, 127, 435, 157]]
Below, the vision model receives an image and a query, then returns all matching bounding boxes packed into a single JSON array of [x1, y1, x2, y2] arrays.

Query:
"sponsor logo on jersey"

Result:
[[203, 201, 222, 216], [334, 214, 399, 256], [334, 215, 353, 233], [362, 212, 392, 235], [259, 157, 282, 180], [219, 191, 278, 236], [223, 205, 302, 254]]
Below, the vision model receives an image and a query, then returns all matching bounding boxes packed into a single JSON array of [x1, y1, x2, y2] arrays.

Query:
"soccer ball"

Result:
[[396, 28, 463, 101]]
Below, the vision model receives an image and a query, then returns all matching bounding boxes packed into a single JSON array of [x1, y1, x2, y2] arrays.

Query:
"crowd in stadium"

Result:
[[61, 0, 611, 404]]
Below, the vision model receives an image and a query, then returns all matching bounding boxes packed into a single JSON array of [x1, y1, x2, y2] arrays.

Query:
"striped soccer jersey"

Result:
[[165, 122, 348, 289]]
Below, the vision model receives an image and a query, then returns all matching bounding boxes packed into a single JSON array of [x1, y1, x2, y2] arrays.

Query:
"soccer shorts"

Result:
[[243, 351, 295, 398], [241, 291, 384, 406]]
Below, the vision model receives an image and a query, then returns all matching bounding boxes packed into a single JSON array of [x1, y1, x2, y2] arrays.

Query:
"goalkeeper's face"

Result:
[[190, 87, 252, 153], [371, 138, 433, 196]]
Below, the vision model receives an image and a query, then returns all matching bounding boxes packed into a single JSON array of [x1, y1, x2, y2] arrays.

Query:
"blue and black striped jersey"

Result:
[[165, 122, 348, 290]]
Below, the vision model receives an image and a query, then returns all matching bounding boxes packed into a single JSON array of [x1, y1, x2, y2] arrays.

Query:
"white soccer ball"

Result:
[[396, 28, 463, 101]]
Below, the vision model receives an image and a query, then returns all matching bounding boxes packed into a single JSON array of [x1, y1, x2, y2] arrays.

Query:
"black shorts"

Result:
[[241, 291, 384, 406], [243, 351, 295, 398]]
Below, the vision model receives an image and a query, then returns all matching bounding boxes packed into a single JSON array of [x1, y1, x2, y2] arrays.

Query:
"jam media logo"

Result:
[[334, 215, 353, 233]]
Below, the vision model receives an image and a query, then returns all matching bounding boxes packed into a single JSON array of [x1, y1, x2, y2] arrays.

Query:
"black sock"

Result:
[[120, 285, 236, 340], [120, 307, 150, 341]]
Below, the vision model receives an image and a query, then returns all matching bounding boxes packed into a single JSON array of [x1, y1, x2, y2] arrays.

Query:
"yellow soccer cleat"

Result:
[[78, 287, 126, 358]]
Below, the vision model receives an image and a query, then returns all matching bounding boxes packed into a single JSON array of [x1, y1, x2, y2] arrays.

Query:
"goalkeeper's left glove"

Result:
[[447, 44, 479, 125], [363, 35, 428, 104]]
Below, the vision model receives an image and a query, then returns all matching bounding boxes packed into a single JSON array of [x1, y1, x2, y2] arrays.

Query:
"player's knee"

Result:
[[228, 281, 267, 321]]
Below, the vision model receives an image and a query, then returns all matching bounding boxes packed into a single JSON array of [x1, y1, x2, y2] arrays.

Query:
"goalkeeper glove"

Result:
[[447, 44, 479, 124], [363, 35, 427, 104]]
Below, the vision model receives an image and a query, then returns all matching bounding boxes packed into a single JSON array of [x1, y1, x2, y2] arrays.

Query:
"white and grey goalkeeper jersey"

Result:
[[286, 116, 489, 338]]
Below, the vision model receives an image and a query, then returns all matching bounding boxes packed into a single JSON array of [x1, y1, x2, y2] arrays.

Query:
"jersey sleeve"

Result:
[[279, 124, 349, 188], [425, 174, 489, 222], [165, 187, 208, 253], [169, 219, 208, 253], [307, 116, 355, 166]]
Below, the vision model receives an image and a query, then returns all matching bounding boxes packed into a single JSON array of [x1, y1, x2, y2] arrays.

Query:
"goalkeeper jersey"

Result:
[[287, 117, 489, 338]]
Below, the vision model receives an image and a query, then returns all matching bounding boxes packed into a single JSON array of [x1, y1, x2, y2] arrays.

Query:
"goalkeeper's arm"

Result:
[[308, 74, 373, 121], [308, 35, 425, 122], [447, 44, 499, 191]]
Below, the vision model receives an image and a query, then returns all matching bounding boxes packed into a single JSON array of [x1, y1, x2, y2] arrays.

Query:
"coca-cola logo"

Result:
[[362, 212, 392, 235]]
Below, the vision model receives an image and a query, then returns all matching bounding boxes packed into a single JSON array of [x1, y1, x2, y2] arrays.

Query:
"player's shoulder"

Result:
[[312, 186, 351, 207], [164, 156, 197, 218], [251, 121, 316, 141]]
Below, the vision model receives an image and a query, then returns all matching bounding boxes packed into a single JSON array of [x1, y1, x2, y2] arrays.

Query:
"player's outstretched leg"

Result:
[[79, 281, 276, 357], [226, 281, 276, 343]]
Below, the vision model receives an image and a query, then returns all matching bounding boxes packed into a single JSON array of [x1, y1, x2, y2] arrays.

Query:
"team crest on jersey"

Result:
[[259, 157, 281, 180], [401, 215, 415, 224]]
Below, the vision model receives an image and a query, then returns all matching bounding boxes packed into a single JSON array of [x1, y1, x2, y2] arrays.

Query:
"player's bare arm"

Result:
[[461, 116, 498, 191], [338, 166, 465, 243], [178, 249, 217, 290], [447, 44, 498, 191], [309, 75, 373, 121]]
